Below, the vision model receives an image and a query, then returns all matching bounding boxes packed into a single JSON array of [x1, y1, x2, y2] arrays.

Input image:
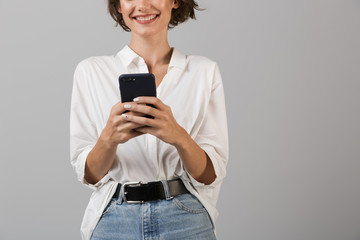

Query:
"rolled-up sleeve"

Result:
[[186, 63, 229, 189], [70, 61, 110, 190]]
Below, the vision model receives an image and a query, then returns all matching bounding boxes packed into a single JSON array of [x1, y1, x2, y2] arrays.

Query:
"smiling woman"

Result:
[[70, 0, 228, 239], [117, 0, 177, 37], [108, 0, 200, 31]]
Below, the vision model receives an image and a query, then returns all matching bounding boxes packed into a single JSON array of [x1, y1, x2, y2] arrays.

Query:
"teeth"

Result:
[[136, 15, 157, 21]]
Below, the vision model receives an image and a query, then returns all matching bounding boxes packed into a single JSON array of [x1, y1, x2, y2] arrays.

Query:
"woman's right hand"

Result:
[[100, 101, 145, 146], [85, 101, 145, 184]]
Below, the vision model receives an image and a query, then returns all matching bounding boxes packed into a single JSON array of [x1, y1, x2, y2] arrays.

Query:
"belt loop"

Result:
[[161, 180, 173, 200], [117, 184, 123, 204]]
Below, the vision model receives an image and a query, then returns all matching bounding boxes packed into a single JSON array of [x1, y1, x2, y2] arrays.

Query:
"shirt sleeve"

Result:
[[70, 61, 111, 190], [185, 63, 229, 189]]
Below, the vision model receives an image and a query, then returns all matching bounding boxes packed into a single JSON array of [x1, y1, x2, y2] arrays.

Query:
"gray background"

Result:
[[0, 0, 359, 239]]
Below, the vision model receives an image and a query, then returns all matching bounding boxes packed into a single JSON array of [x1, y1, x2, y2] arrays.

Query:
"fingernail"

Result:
[[124, 104, 131, 109], [121, 114, 128, 119], [133, 97, 139, 102]]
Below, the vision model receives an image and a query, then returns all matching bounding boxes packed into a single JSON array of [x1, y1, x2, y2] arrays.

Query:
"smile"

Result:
[[133, 14, 159, 24]]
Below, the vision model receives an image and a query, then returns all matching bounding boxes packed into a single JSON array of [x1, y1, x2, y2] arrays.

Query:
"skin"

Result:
[[85, 0, 216, 185]]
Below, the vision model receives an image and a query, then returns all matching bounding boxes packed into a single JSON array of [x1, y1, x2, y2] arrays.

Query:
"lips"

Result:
[[133, 14, 159, 24]]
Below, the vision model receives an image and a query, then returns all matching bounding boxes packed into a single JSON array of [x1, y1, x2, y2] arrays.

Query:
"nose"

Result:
[[137, 0, 151, 12]]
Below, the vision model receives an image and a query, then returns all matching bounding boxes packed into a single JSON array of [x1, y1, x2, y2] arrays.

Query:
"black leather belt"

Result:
[[113, 179, 189, 204]]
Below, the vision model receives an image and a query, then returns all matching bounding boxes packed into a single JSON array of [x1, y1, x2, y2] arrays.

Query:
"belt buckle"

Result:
[[121, 181, 144, 204]]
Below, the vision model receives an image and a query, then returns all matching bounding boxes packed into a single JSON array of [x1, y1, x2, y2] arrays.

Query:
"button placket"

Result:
[[146, 134, 159, 177]]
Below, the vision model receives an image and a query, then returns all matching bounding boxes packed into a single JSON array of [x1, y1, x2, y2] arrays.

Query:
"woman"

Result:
[[70, 0, 228, 239]]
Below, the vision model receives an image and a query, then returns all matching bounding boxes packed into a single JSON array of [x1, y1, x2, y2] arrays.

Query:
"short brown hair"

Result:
[[107, 0, 201, 32]]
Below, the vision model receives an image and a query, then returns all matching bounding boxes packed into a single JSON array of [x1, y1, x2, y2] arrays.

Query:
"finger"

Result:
[[110, 107, 146, 125], [110, 101, 127, 115], [110, 115, 136, 126], [116, 129, 145, 143], [119, 121, 145, 131], [112, 101, 148, 116], [109, 114, 145, 130], [123, 103, 161, 118], [128, 129, 145, 138], [124, 110, 144, 117], [135, 126, 157, 135], [133, 97, 167, 111], [121, 113, 159, 128]]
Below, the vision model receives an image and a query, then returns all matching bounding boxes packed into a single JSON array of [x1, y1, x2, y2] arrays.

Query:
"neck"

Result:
[[129, 31, 172, 69]]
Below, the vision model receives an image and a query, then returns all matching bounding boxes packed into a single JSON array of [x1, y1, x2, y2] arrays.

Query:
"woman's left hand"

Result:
[[122, 96, 216, 184], [121, 97, 188, 146]]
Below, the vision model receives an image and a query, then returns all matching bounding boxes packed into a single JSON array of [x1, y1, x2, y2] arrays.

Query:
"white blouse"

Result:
[[70, 45, 229, 240]]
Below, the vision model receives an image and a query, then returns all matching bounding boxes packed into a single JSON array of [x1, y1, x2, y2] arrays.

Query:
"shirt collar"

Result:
[[116, 45, 186, 70], [116, 45, 140, 67], [168, 48, 186, 70]]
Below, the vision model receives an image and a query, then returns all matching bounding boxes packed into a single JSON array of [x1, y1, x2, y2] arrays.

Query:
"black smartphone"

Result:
[[119, 73, 157, 118]]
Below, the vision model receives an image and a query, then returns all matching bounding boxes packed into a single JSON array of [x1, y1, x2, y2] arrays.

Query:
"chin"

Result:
[[132, 27, 167, 38], [132, 29, 156, 37]]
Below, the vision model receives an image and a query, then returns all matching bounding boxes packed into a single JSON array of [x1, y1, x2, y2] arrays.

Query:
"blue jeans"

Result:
[[91, 192, 216, 240]]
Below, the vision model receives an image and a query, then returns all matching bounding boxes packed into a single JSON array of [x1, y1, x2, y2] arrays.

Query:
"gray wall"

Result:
[[1, 0, 359, 239]]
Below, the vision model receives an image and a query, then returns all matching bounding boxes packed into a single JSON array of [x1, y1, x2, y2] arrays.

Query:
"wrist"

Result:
[[99, 131, 118, 149], [173, 127, 191, 150]]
